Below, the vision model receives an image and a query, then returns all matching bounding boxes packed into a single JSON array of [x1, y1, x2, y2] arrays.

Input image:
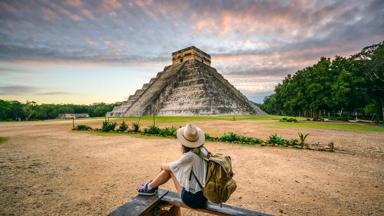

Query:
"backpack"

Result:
[[191, 150, 237, 204]]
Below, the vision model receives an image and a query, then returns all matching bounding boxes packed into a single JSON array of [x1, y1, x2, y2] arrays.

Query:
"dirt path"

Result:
[[0, 120, 383, 215]]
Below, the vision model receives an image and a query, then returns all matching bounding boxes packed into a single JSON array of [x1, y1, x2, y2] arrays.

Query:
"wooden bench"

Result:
[[108, 189, 271, 216]]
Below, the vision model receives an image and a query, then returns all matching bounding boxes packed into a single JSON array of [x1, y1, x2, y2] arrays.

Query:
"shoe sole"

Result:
[[138, 191, 157, 196]]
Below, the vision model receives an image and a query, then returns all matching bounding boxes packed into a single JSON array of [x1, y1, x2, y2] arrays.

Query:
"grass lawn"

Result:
[[103, 115, 384, 133], [107, 114, 285, 123], [274, 121, 384, 132]]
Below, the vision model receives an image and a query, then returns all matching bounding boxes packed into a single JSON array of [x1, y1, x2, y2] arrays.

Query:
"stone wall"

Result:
[[172, 46, 211, 66]]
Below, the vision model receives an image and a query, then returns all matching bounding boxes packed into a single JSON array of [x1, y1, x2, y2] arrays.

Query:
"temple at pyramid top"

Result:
[[172, 46, 211, 66], [107, 46, 265, 116]]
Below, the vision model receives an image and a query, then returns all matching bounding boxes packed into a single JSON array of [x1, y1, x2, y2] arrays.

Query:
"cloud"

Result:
[[0, 85, 72, 96], [0, 0, 383, 103], [35, 91, 72, 95], [0, 85, 39, 95], [0, 67, 27, 75]]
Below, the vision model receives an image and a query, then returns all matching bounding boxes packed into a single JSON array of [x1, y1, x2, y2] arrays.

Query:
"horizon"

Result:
[[1, 0, 383, 104]]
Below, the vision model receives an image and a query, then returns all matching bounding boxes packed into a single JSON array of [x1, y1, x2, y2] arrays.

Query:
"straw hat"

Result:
[[177, 124, 205, 148]]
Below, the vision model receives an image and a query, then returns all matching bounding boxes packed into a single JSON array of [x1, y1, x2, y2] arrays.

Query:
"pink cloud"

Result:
[[67, 0, 82, 7], [81, 9, 95, 20], [41, 8, 57, 22]]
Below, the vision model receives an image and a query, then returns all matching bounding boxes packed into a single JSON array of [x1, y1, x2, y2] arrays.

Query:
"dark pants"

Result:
[[181, 188, 207, 209]]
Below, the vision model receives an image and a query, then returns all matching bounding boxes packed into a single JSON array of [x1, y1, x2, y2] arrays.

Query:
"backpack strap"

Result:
[[189, 168, 203, 189]]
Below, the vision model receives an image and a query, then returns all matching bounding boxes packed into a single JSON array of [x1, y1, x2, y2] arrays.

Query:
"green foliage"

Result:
[[279, 117, 298, 122], [74, 124, 92, 131], [219, 132, 262, 144], [267, 134, 289, 145], [144, 125, 161, 134], [102, 121, 116, 132], [0, 99, 116, 121], [142, 125, 176, 137], [132, 122, 140, 132], [298, 132, 309, 147], [262, 42, 384, 123], [117, 121, 128, 132], [205, 133, 215, 141], [158, 127, 177, 137], [289, 139, 299, 146]]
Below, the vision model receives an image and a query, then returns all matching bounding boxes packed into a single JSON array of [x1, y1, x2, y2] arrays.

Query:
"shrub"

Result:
[[219, 132, 262, 144], [144, 125, 161, 134], [74, 124, 92, 131], [298, 132, 309, 147], [117, 121, 128, 132], [267, 134, 288, 145], [132, 122, 140, 132], [159, 127, 177, 137], [205, 133, 213, 140], [280, 117, 298, 122], [288, 139, 299, 146], [102, 121, 116, 132], [219, 132, 240, 142]]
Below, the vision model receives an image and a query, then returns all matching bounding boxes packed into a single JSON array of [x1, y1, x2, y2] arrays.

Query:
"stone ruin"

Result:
[[107, 46, 266, 116]]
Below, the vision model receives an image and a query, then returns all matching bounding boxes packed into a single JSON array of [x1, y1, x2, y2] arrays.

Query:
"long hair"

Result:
[[182, 145, 201, 155]]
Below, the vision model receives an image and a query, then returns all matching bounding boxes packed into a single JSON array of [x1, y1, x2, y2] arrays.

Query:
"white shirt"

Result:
[[170, 149, 208, 193]]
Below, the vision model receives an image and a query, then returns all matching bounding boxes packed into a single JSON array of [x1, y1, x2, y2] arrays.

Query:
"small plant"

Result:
[[144, 125, 161, 134], [288, 139, 299, 146], [132, 122, 140, 132], [219, 132, 262, 144], [73, 124, 92, 131], [205, 133, 219, 141], [102, 121, 116, 132], [298, 132, 309, 147], [328, 142, 334, 152], [267, 134, 288, 145], [280, 117, 298, 122], [159, 127, 177, 137], [117, 121, 128, 132], [219, 132, 240, 142]]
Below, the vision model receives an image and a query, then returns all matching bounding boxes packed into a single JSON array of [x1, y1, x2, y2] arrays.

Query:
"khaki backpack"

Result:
[[191, 149, 237, 204], [203, 153, 237, 204]]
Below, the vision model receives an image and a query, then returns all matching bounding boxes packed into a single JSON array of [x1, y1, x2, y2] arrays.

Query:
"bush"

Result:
[[132, 122, 140, 132], [205, 133, 217, 141], [117, 121, 128, 132], [144, 125, 161, 134], [219, 132, 239, 142], [159, 127, 177, 137], [102, 121, 116, 132], [73, 124, 92, 131], [288, 139, 299, 146], [219, 132, 262, 144], [280, 117, 298, 122], [267, 134, 288, 145]]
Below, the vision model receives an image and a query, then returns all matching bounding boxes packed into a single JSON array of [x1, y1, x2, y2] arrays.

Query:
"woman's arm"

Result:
[[161, 163, 171, 172]]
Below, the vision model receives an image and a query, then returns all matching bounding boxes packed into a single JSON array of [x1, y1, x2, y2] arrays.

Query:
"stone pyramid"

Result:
[[107, 46, 265, 116]]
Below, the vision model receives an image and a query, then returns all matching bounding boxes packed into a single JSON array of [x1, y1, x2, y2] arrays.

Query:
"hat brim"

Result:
[[176, 126, 205, 148]]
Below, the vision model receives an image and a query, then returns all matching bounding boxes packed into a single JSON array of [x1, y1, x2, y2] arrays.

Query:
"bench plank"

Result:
[[108, 190, 168, 216], [158, 189, 271, 216]]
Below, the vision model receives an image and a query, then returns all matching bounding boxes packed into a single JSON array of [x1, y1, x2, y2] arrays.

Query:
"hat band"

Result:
[[182, 133, 198, 142]]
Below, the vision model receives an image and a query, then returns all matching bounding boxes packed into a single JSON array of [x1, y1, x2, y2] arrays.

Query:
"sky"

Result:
[[0, 0, 383, 104]]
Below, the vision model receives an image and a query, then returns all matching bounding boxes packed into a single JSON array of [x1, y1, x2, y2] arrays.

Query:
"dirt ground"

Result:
[[0, 119, 383, 216]]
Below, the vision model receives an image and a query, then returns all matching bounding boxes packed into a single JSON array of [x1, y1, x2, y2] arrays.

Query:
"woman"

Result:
[[137, 123, 208, 209]]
